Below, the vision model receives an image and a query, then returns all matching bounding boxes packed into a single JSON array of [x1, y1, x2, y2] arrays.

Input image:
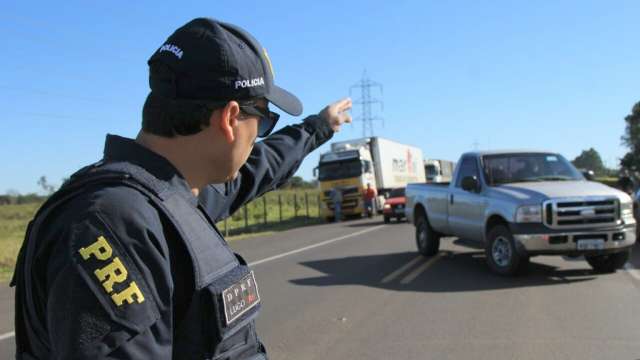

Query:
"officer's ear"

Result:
[[215, 101, 241, 143]]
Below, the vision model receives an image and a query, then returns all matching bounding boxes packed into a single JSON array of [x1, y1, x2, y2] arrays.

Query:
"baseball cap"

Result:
[[148, 18, 302, 116]]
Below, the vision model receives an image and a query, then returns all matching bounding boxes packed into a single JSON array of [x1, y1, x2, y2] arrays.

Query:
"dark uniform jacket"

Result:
[[12, 115, 333, 359]]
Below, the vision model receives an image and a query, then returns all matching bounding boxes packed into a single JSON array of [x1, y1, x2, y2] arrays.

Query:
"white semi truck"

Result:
[[424, 159, 456, 183], [316, 137, 426, 221]]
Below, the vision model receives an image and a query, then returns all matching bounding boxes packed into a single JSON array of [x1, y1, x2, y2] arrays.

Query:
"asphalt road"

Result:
[[2, 217, 640, 359]]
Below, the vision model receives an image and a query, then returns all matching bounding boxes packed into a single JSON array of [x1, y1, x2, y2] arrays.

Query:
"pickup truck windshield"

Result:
[[318, 160, 363, 181], [482, 153, 584, 185]]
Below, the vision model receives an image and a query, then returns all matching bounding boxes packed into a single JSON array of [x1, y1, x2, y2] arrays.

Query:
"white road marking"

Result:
[[400, 253, 444, 284], [0, 331, 14, 341], [381, 256, 423, 284], [248, 225, 385, 267], [624, 263, 640, 281]]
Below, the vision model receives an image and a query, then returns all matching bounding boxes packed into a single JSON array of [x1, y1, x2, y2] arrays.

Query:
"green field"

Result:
[[0, 203, 41, 282], [0, 189, 321, 282], [216, 190, 323, 235]]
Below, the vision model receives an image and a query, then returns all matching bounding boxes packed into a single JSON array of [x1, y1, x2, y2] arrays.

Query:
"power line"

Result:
[[349, 70, 384, 137]]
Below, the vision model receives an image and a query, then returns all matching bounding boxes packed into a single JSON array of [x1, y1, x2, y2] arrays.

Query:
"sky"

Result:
[[1, 1, 639, 194]]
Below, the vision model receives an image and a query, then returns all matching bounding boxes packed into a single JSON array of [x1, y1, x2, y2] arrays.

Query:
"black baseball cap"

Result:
[[148, 18, 302, 116]]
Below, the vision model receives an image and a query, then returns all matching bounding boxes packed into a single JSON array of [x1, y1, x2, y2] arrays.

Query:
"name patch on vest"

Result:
[[222, 271, 261, 325]]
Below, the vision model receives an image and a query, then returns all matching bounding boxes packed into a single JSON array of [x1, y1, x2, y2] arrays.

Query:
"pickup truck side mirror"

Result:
[[581, 170, 595, 181], [461, 176, 480, 193], [313, 166, 319, 178]]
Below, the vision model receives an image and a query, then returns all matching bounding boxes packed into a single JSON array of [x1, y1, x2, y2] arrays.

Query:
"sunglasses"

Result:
[[238, 101, 280, 138]]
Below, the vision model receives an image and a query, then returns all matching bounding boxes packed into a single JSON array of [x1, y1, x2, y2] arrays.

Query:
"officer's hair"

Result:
[[142, 93, 216, 137], [142, 64, 219, 137]]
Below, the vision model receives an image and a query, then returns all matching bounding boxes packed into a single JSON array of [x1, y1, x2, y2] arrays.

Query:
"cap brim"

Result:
[[266, 85, 303, 116]]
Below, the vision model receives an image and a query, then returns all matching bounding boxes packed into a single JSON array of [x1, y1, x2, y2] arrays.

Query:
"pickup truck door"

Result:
[[448, 157, 487, 242]]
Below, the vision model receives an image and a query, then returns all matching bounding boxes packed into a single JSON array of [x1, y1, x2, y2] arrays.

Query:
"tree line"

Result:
[[1, 175, 319, 205], [572, 100, 640, 180]]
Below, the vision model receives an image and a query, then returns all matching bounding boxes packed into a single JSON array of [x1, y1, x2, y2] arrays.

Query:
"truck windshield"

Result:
[[318, 160, 363, 181], [482, 153, 584, 186], [425, 164, 438, 177]]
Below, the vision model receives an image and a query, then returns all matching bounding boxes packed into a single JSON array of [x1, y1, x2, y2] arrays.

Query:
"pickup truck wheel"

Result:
[[485, 225, 528, 276], [415, 214, 440, 256], [384, 216, 390, 224], [585, 249, 630, 273]]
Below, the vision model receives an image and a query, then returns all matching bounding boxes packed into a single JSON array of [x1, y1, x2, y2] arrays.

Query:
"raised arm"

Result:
[[200, 98, 352, 222]]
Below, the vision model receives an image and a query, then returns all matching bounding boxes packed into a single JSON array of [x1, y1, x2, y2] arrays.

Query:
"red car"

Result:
[[383, 187, 406, 223]]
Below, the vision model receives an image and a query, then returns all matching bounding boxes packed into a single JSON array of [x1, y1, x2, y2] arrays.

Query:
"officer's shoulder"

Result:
[[44, 184, 164, 241], [87, 184, 160, 222]]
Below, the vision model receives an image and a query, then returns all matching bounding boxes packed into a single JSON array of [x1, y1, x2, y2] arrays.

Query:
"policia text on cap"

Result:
[[12, 18, 352, 359]]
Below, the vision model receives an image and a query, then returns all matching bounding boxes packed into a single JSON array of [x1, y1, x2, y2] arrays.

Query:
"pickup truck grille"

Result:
[[543, 198, 619, 229]]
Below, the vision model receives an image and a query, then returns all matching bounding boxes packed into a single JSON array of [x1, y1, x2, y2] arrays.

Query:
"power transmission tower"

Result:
[[349, 70, 384, 137]]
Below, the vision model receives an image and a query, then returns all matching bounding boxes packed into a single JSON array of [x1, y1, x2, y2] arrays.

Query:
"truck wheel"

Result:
[[485, 225, 528, 276], [415, 214, 440, 256], [585, 249, 630, 273], [384, 216, 390, 224]]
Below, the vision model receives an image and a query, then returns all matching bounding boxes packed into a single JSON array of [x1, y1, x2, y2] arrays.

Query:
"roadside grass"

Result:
[[595, 177, 619, 188], [216, 190, 323, 234], [0, 203, 41, 282], [0, 189, 322, 283]]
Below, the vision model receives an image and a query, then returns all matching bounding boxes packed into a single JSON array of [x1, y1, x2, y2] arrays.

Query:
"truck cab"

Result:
[[317, 142, 377, 220], [424, 159, 455, 183]]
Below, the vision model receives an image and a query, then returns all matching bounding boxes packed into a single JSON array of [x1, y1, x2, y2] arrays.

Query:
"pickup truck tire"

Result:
[[485, 225, 529, 276], [415, 214, 440, 256], [384, 215, 390, 224], [585, 249, 630, 273]]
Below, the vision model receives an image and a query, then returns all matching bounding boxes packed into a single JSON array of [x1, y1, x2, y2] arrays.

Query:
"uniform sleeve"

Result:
[[45, 204, 174, 359], [200, 114, 334, 222]]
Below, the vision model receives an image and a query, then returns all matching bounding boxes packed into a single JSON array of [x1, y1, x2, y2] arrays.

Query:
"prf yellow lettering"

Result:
[[79, 236, 112, 260], [111, 282, 145, 306], [78, 236, 145, 306], [94, 257, 128, 293]]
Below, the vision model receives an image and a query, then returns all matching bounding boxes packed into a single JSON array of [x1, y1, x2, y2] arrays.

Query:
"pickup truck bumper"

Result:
[[512, 223, 636, 256]]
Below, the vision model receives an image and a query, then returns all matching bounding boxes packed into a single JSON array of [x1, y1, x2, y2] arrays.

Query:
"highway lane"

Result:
[[239, 218, 640, 360], [2, 217, 640, 359]]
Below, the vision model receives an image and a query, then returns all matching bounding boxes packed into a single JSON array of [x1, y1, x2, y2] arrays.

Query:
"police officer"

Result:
[[12, 18, 351, 359]]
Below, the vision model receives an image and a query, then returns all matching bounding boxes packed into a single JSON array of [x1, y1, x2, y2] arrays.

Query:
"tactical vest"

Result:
[[12, 160, 267, 360]]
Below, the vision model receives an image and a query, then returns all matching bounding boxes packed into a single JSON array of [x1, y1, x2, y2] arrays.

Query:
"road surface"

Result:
[[2, 217, 640, 359]]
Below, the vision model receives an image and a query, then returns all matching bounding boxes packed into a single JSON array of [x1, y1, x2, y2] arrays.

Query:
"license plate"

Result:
[[222, 271, 261, 325], [577, 239, 605, 251]]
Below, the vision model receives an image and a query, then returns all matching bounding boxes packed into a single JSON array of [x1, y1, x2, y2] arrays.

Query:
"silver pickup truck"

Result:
[[406, 150, 636, 275]]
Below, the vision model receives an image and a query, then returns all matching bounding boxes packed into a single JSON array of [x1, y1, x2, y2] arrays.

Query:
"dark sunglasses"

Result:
[[238, 102, 280, 138]]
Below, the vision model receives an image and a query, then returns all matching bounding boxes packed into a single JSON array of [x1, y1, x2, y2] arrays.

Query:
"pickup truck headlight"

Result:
[[516, 205, 542, 223], [620, 201, 634, 219], [383, 204, 391, 209]]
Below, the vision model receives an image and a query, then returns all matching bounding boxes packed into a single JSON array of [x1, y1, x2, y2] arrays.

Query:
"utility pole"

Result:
[[349, 70, 384, 137]]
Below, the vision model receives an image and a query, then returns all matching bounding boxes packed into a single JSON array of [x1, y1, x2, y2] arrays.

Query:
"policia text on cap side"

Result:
[[12, 17, 352, 360]]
